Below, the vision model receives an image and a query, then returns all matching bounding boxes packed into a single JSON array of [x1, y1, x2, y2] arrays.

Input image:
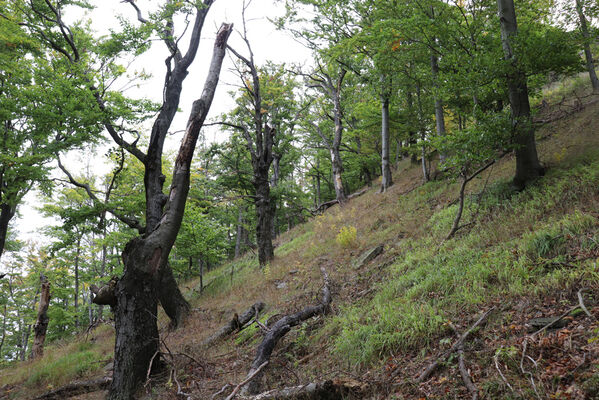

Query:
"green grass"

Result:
[[331, 159, 599, 367]]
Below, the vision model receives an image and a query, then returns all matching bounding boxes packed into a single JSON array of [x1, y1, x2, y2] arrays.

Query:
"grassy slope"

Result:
[[2, 78, 599, 399]]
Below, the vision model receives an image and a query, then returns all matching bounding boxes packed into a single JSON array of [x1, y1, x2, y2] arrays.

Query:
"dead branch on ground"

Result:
[[416, 307, 495, 382], [239, 267, 332, 395], [33, 377, 112, 399], [201, 302, 265, 346]]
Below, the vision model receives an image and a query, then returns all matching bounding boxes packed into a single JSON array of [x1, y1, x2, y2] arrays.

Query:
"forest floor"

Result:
[[2, 76, 599, 399]]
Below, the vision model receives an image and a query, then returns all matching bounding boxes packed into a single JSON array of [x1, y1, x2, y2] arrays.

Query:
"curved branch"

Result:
[[57, 156, 145, 234]]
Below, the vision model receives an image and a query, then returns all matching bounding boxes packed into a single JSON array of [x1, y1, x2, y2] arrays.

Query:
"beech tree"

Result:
[[20, 0, 233, 397]]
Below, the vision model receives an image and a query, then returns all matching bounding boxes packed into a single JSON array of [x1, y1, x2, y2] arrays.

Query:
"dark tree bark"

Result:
[[0, 203, 16, 260], [380, 86, 393, 192], [31, 274, 50, 360], [575, 0, 599, 91], [497, 0, 544, 190], [105, 19, 233, 399]]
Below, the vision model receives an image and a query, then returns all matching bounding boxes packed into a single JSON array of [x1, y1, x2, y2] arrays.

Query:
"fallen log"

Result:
[[201, 302, 265, 347], [240, 267, 332, 395], [33, 377, 112, 399]]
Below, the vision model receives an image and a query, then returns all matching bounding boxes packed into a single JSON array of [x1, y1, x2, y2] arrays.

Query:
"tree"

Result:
[[0, 1, 102, 259], [497, 0, 544, 189], [574, 0, 599, 91], [27, 0, 233, 397]]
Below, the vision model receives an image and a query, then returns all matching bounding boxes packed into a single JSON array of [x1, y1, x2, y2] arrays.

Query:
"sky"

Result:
[[10, 0, 313, 263]]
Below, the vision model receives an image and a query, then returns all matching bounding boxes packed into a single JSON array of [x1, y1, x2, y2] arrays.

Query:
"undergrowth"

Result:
[[331, 158, 599, 367]]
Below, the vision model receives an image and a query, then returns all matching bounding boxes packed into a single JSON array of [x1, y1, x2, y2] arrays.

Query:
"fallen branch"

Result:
[[33, 377, 112, 399], [244, 380, 361, 399], [224, 361, 269, 400], [416, 307, 495, 382], [493, 350, 514, 393], [457, 340, 478, 400], [314, 188, 368, 213], [240, 267, 332, 395], [449, 323, 478, 400], [201, 302, 265, 346]]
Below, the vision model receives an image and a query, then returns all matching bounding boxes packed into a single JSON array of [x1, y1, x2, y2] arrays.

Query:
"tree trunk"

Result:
[[431, 49, 446, 164], [255, 170, 274, 267], [330, 148, 346, 203], [31, 275, 51, 360], [576, 0, 599, 91], [74, 236, 81, 330], [0, 203, 16, 260], [110, 241, 161, 400], [158, 263, 190, 329], [235, 205, 245, 258], [497, 0, 544, 190], [416, 84, 429, 182], [0, 303, 6, 358], [108, 22, 232, 400], [380, 92, 393, 192]]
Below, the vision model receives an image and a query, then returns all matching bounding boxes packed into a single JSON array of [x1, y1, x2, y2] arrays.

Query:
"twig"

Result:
[[519, 340, 541, 400], [577, 288, 594, 319], [493, 350, 514, 392], [224, 361, 269, 400], [145, 350, 161, 387], [450, 323, 478, 400], [416, 307, 495, 382], [211, 384, 231, 400]]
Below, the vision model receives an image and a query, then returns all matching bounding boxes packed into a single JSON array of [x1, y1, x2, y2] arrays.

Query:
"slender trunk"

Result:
[[576, 0, 599, 91], [270, 156, 280, 240], [416, 83, 429, 182], [315, 158, 321, 207], [74, 236, 81, 330], [431, 51, 446, 147], [199, 259, 204, 293], [234, 205, 244, 258], [406, 89, 418, 163], [0, 304, 6, 358], [380, 92, 393, 192], [31, 275, 51, 360]]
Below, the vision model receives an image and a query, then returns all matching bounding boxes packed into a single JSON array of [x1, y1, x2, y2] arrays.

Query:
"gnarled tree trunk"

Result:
[[31, 274, 50, 360]]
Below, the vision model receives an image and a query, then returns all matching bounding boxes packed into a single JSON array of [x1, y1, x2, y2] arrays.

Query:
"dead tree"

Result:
[[240, 267, 332, 395], [30, 274, 50, 360]]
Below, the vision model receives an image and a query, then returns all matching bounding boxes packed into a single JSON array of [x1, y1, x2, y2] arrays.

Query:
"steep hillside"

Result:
[[2, 83, 599, 399]]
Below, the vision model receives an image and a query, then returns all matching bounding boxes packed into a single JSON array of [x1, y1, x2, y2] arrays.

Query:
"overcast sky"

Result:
[[11, 0, 313, 261]]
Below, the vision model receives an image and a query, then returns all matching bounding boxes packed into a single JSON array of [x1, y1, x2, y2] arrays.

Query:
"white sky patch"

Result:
[[9, 0, 312, 261]]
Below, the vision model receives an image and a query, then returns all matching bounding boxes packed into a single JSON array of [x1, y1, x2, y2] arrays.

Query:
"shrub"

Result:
[[336, 226, 357, 248]]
